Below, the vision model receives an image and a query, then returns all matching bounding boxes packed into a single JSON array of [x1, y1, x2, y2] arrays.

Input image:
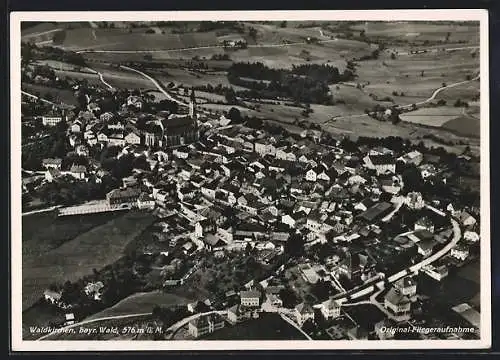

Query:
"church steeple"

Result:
[[189, 89, 196, 119]]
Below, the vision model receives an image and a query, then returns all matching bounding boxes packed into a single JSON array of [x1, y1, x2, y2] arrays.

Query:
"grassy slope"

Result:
[[86, 291, 191, 320], [22, 211, 156, 310]]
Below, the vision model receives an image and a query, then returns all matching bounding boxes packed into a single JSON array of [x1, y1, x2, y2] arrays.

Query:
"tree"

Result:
[[402, 164, 424, 192], [390, 52, 396, 60], [279, 287, 299, 308], [285, 232, 305, 258], [248, 27, 258, 41], [224, 88, 237, 105], [280, 21, 287, 28], [227, 107, 242, 123]]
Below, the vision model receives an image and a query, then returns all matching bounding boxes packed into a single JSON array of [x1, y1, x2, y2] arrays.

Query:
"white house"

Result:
[[295, 302, 315, 326], [320, 298, 341, 320], [451, 244, 470, 261], [125, 132, 141, 145], [384, 287, 411, 321], [305, 169, 317, 182], [240, 290, 260, 307], [464, 231, 480, 243]]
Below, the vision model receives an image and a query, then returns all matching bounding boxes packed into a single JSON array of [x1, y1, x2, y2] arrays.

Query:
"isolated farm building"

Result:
[[43, 289, 62, 304], [218, 35, 247, 48], [41, 114, 65, 127]]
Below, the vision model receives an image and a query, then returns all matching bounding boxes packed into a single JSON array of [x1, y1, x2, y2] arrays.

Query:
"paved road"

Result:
[[328, 73, 479, 122], [333, 216, 461, 305], [36, 312, 152, 340], [119, 65, 189, 107], [22, 205, 61, 217]]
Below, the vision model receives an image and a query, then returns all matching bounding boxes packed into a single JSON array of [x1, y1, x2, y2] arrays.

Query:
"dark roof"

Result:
[[369, 154, 395, 165], [385, 288, 410, 305], [360, 202, 393, 222]]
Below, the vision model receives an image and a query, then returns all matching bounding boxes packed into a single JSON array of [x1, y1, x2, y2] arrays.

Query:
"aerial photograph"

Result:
[[18, 18, 484, 344]]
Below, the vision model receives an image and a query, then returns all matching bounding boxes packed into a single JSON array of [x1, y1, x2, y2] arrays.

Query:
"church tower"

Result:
[[189, 89, 196, 119]]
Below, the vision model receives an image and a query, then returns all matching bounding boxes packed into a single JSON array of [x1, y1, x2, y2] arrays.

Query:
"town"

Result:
[[20, 20, 481, 342]]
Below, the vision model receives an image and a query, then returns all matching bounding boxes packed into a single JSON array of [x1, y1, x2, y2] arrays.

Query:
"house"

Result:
[[320, 297, 341, 320], [106, 187, 141, 206], [423, 264, 449, 281], [42, 158, 62, 170], [267, 294, 283, 308], [305, 168, 317, 182], [45, 168, 61, 182], [363, 154, 396, 175], [227, 304, 251, 324], [417, 239, 435, 258], [393, 276, 417, 302], [69, 165, 87, 180], [43, 289, 62, 304], [64, 313, 76, 326], [76, 145, 89, 157], [414, 216, 434, 233], [84, 281, 104, 300], [125, 131, 141, 145], [419, 164, 437, 179], [459, 211, 477, 228], [384, 287, 411, 321], [405, 192, 425, 210], [295, 302, 315, 326], [240, 290, 261, 307], [398, 150, 423, 166], [137, 193, 155, 209], [42, 115, 64, 126], [451, 244, 470, 261], [203, 233, 226, 251], [464, 231, 480, 243], [188, 313, 225, 338]]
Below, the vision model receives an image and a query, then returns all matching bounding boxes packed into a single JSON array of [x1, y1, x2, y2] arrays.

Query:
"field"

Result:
[[399, 107, 465, 127], [22, 210, 123, 261], [349, 21, 480, 44], [85, 291, 191, 320], [202, 313, 307, 340], [22, 210, 156, 310], [21, 83, 79, 106]]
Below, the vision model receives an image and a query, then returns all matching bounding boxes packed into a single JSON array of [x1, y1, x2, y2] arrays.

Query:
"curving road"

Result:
[[328, 73, 479, 122], [119, 65, 189, 107], [333, 217, 461, 305]]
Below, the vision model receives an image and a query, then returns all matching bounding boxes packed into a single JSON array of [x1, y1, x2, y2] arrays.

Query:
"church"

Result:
[[161, 89, 200, 147], [143, 89, 200, 148]]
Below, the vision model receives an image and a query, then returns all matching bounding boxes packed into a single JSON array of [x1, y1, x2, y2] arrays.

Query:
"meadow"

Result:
[[22, 210, 156, 310], [85, 291, 191, 320]]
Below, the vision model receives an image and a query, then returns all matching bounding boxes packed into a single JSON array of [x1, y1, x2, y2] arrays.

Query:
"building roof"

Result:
[[385, 288, 410, 306], [360, 202, 393, 222], [368, 154, 395, 165], [240, 290, 260, 299], [107, 187, 141, 199]]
